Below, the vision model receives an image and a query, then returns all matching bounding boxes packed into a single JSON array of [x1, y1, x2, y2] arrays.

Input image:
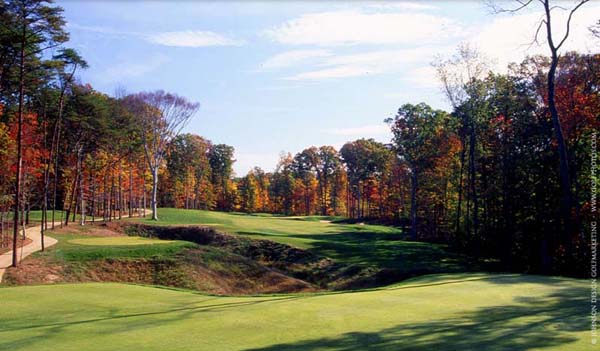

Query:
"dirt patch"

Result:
[[0, 237, 33, 255], [51, 223, 126, 237], [3, 257, 64, 285]]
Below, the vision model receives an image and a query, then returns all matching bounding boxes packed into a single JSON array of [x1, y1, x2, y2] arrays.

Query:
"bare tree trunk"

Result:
[[143, 175, 147, 218], [455, 137, 466, 238], [78, 149, 85, 226], [410, 169, 418, 241], [469, 128, 479, 241], [544, 13, 574, 257], [118, 162, 122, 220], [151, 166, 159, 220], [129, 162, 133, 217], [90, 172, 95, 222], [11, 23, 26, 267]]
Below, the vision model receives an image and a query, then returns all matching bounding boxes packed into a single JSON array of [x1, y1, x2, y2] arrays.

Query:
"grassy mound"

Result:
[[2, 224, 315, 295], [129, 208, 488, 274], [0, 274, 588, 351]]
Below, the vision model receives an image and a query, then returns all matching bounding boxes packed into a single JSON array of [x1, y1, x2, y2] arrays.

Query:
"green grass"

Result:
[[68, 237, 177, 246], [129, 208, 482, 273], [35, 229, 195, 262], [0, 273, 588, 351]]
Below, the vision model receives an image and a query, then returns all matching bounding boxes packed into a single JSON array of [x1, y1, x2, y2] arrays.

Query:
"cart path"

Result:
[[0, 223, 58, 282]]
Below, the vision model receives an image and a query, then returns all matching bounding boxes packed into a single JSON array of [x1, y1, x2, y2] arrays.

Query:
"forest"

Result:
[[0, 0, 598, 280]]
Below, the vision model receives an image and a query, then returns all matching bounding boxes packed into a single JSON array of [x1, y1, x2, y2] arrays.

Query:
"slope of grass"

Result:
[[33, 228, 195, 262], [0, 273, 588, 351], [68, 237, 176, 246], [129, 208, 483, 273]]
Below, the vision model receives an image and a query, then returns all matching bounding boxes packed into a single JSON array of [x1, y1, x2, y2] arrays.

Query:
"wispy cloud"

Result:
[[96, 53, 169, 83], [259, 49, 333, 70], [325, 124, 389, 137], [471, 4, 600, 71], [264, 9, 462, 46], [365, 2, 439, 11], [69, 23, 244, 48], [281, 47, 450, 81], [147, 30, 244, 47]]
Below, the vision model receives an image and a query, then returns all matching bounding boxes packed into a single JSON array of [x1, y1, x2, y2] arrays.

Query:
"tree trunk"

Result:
[[455, 136, 466, 238], [129, 163, 133, 217], [78, 149, 85, 226], [11, 24, 26, 267], [410, 169, 418, 241], [151, 166, 159, 220], [469, 127, 479, 241]]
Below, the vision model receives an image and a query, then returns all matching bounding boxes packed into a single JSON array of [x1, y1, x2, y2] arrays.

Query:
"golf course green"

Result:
[[1, 209, 588, 350], [0, 273, 587, 350]]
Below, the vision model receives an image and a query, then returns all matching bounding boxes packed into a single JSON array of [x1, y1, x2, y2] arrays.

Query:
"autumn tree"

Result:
[[2, 0, 68, 266], [387, 103, 452, 239], [127, 90, 199, 220], [208, 144, 235, 211], [316, 146, 340, 215], [491, 0, 591, 264]]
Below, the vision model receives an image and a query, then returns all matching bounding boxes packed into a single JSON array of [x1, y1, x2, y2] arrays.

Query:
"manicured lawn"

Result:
[[68, 237, 177, 246], [0, 273, 588, 351], [130, 208, 483, 273], [34, 228, 195, 262]]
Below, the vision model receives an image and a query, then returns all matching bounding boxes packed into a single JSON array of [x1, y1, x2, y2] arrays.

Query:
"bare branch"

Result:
[[556, 0, 590, 50]]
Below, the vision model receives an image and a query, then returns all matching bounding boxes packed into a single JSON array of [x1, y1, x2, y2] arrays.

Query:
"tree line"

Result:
[[0, 0, 597, 276]]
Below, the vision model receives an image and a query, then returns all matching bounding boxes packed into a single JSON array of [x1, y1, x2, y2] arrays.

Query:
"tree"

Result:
[[491, 0, 591, 265], [340, 139, 390, 219], [239, 172, 258, 213], [208, 144, 235, 211], [46, 49, 87, 231], [3, 0, 68, 267], [292, 147, 318, 215], [316, 146, 340, 215], [386, 103, 451, 240], [126, 90, 199, 220], [433, 44, 490, 240]]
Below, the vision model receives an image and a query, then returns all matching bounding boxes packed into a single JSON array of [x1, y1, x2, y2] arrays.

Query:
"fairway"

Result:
[[0, 274, 588, 351], [129, 208, 482, 274]]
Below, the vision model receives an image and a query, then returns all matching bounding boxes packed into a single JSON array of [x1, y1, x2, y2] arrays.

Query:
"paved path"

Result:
[[0, 223, 58, 282]]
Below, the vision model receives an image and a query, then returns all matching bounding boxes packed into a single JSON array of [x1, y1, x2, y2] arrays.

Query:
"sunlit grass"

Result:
[[0, 274, 588, 351]]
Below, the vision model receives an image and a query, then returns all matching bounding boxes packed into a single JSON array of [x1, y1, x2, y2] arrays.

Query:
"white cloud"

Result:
[[282, 47, 450, 81], [472, 3, 600, 71], [325, 124, 389, 137], [264, 10, 463, 46], [260, 49, 333, 70], [98, 53, 169, 83], [285, 65, 372, 80], [401, 65, 439, 88], [147, 31, 244, 47], [365, 2, 439, 11]]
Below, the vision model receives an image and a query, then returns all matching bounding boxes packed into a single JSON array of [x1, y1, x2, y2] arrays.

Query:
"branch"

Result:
[[490, 0, 534, 14], [556, 0, 590, 50]]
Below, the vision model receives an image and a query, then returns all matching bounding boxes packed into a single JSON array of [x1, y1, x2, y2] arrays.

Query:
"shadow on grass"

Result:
[[244, 284, 588, 351], [0, 293, 309, 350], [238, 230, 485, 274]]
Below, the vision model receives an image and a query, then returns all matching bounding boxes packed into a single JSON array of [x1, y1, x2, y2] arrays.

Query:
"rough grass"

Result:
[[129, 208, 486, 274], [0, 273, 588, 351]]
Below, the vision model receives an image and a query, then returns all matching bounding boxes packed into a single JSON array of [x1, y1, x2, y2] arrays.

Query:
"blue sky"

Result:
[[56, 0, 599, 175]]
